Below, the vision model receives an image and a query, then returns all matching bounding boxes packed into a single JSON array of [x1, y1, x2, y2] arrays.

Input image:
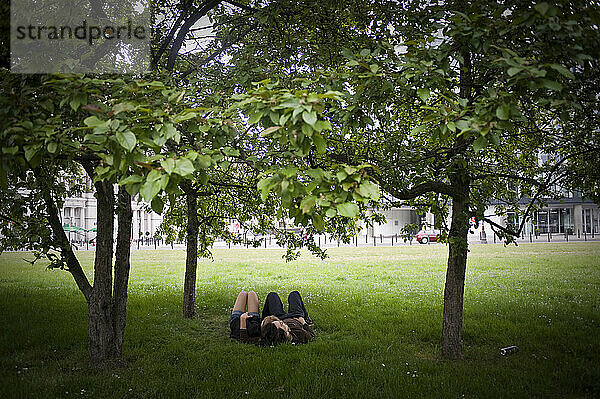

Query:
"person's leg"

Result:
[[262, 292, 285, 319], [287, 290, 309, 319], [247, 291, 260, 317], [230, 291, 247, 338], [233, 290, 248, 312]]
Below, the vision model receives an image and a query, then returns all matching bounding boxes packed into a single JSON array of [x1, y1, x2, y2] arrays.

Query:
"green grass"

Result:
[[1, 243, 599, 398]]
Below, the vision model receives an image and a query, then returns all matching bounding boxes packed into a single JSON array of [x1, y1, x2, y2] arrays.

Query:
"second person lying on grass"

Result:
[[229, 290, 261, 344], [260, 291, 315, 346]]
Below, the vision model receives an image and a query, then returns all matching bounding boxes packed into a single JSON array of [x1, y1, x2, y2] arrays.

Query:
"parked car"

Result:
[[416, 229, 440, 244]]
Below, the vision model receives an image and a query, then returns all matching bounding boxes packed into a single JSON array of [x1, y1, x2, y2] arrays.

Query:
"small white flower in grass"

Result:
[[382, 363, 385, 367]]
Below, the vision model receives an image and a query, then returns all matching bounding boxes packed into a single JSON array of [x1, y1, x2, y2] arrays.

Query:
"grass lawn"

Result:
[[1, 242, 599, 398]]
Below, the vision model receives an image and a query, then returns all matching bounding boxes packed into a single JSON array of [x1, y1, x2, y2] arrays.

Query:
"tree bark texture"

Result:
[[112, 186, 133, 356], [183, 185, 198, 318], [442, 167, 470, 360], [88, 180, 118, 365]]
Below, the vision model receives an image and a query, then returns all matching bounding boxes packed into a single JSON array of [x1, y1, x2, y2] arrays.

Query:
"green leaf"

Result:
[[281, 166, 298, 178], [262, 126, 281, 135], [173, 112, 196, 123], [24, 145, 39, 162], [84, 133, 106, 144], [151, 196, 164, 214], [280, 179, 290, 194], [495, 105, 510, 120], [197, 155, 213, 169], [162, 123, 177, 140], [417, 88, 430, 101], [473, 136, 488, 152], [540, 79, 563, 91], [549, 64, 575, 79], [84, 116, 103, 127], [302, 111, 318, 127], [175, 159, 195, 177], [302, 123, 313, 138], [146, 169, 161, 182], [455, 120, 470, 132], [119, 175, 144, 185], [312, 214, 324, 231], [113, 102, 136, 115], [199, 170, 209, 185], [314, 120, 332, 132], [336, 170, 348, 182], [313, 133, 326, 154], [300, 195, 317, 213], [357, 181, 380, 201], [507, 67, 523, 77], [411, 124, 428, 134], [161, 158, 175, 174], [47, 142, 57, 154], [325, 208, 337, 218], [337, 202, 359, 218], [116, 130, 136, 152], [248, 111, 263, 125], [258, 177, 276, 201], [488, 132, 500, 146], [140, 180, 162, 202], [69, 92, 86, 111]]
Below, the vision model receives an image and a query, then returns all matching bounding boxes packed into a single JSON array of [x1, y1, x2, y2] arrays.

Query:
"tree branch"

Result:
[[223, 0, 258, 12], [35, 170, 92, 301], [166, 0, 223, 71], [379, 179, 457, 200]]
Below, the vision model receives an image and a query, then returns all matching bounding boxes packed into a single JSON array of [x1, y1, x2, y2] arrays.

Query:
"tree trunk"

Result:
[[112, 186, 132, 356], [88, 180, 117, 365], [442, 169, 470, 359], [41, 161, 133, 366], [182, 183, 198, 318]]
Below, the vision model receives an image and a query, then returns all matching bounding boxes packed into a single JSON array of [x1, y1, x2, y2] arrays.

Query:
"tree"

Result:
[[216, 0, 600, 359], [0, 73, 203, 364], [150, 0, 381, 318], [325, 0, 600, 359]]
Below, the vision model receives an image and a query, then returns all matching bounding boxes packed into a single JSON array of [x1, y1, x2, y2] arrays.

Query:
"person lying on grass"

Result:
[[260, 291, 314, 346], [229, 290, 261, 344]]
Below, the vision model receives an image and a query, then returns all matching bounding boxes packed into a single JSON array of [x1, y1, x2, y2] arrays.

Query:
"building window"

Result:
[[583, 209, 592, 234], [536, 211, 548, 234]]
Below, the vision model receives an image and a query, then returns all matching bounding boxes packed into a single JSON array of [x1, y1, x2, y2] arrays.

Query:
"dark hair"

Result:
[[259, 322, 288, 346]]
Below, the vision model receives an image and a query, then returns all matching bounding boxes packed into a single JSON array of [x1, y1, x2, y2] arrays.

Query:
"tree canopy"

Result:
[[1, 0, 598, 363]]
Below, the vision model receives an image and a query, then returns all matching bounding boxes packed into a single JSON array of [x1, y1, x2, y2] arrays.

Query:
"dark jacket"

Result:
[[283, 317, 315, 344], [230, 315, 261, 344]]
